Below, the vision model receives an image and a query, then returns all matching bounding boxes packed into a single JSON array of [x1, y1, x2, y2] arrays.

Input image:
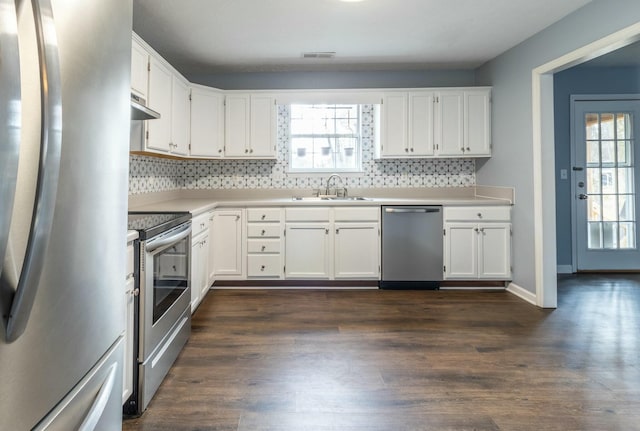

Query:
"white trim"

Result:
[[556, 265, 573, 274], [506, 282, 537, 305], [211, 285, 378, 290], [531, 22, 640, 309], [439, 286, 505, 290]]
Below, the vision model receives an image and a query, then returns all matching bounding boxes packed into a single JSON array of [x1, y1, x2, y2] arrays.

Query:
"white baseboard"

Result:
[[556, 265, 573, 274], [212, 285, 378, 290], [506, 282, 537, 306]]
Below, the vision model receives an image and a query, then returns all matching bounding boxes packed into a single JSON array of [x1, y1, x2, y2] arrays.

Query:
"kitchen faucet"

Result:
[[325, 174, 345, 197]]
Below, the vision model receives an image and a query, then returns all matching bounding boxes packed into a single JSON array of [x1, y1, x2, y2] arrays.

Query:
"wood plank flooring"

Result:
[[123, 276, 640, 431]]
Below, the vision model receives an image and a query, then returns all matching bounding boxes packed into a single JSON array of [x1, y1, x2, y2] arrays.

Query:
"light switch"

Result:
[[560, 169, 568, 180]]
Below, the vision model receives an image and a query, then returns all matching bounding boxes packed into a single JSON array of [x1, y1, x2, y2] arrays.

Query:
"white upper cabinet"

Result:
[[131, 38, 148, 99], [434, 88, 491, 157], [170, 75, 190, 156], [225, 93, 276, 158], [379, 91, 434, 157], [190, 85, 224, 158], [146, 56, 173, 153]]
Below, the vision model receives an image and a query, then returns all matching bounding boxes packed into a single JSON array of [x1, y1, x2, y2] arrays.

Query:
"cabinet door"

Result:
[[464, 90, 491, 156], [478, 223, 511, 279], [190, 87, 224, 158], [380, 93, 408, 157], [435, 91, 464, 156], [146, 56, 172, 152], [224, 94, 250, 157], [444, 223, 477, 279], [250, 95, 276, 157], [334, 223, 380, 279], [212, 210, 244, 276], [123, 273, 134, 403], [190, 237, 202, 313], [285, 223, 331, 279], [408, 92, 435, 156], [171, 76, 190, 156], [131, 39, 148, 98]]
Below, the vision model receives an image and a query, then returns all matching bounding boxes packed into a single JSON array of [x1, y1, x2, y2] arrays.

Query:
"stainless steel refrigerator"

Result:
[[1, 0, 132, 429]]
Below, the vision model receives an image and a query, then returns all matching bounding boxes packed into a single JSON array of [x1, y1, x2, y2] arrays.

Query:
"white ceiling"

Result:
[[132, 0, 592, 75]]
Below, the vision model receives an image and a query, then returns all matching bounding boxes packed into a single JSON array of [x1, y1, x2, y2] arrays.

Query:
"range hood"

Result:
[[131, 93, 160, 120]]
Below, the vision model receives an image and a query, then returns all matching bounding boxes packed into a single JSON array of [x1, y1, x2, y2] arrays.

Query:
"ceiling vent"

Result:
[[302, 51, 336, 59]]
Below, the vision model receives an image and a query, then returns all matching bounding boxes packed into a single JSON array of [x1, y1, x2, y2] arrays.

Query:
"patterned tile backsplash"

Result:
[[129, 105, 476, 195]]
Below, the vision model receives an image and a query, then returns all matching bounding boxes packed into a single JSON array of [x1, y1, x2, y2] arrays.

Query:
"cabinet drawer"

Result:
[[191, 212, 211, 237], [247, 208, 282, 222], [247, 224, 281, 238], [247, 255, 282, 277], [444, 206, 510, 222], [334, 207, 380, 222], [248, 238, 281, 253], [285, 207, 330, 222]]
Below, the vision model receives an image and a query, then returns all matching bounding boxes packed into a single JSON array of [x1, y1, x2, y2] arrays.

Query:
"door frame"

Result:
[[532, 22, 640, 308], [569, 95, 640, 272]]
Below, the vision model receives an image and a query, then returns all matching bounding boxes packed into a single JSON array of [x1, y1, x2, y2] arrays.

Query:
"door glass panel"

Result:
[[601, 113, 615, 139], [602, 222, 617, 248], [588, 222, 602, 248], [619, 222, 636, 248], [584, 112, 636, 250]]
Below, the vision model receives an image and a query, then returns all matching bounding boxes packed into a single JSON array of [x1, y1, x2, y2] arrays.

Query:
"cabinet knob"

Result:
[[405, 148, 409, 152], [261, 245, 266, 252], [250, 149, 254, 153], [474, 228, 479, 233], [336, 228, 339, 234], [261, 230, 266, 235], [218, 149, 222, 153], [466, 147, 471, 151], [325, 229, 329, 234], [245, 149, 249, 153], [260, 265, 265, 271], [261, 214, 266, 220], [461, 147, 465, 152], [477, 213, 482, 218], [410, 148, 414, 152]]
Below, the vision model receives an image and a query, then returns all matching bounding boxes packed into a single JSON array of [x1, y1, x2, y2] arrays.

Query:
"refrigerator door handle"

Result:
[[5, 0, 63, 342], [0, 0, 22, 282], [77, 363, 118, 431]]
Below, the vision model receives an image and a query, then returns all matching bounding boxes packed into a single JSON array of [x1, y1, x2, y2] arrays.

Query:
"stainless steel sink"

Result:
[[292, 196, 371, 201]]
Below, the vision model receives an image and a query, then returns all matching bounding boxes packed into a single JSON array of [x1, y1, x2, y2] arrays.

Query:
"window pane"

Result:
[[588, 195, 601, 222], [588, 222, 602, 249], [585, 113, 599, 139], [618, 168, 634, 194], [586, 168, 601, 194], [602, 222, 618, 248], [618, 195, 635, 221], [602, 195, 617, 221], [586, 141, 600, 165], [601, 140, 615, 164], [619, 222, 636, 249], [601, 113, 615, 140], [617, 140, 630, 165], [601, 168, 617, 194], [617, 113, 632, 139]]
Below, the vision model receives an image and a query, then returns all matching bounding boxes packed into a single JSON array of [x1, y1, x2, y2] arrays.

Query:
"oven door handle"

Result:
[[145, 224, 192, 253]]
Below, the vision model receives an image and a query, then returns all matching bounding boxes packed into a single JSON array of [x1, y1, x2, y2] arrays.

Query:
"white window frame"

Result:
[[287, 104, 364, 174]]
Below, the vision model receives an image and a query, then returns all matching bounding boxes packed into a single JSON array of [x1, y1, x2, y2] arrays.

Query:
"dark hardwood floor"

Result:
[[123, 276, 640, 431]]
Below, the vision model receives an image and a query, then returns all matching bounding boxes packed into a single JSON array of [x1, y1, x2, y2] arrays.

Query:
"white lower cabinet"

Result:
[[190, 212, 210, 313], [443, 206, 511, 280], [285, 223, 332, 279], [211, 209, 245, 278], [284, 206, 380, 280], [123, 241, 135, 404]]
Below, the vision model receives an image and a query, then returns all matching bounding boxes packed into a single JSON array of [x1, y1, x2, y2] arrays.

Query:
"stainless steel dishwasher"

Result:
[[380, 206, 443, 289]]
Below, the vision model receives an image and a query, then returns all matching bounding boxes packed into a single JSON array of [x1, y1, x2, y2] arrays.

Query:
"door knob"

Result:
[[578, 194, 589, 200]]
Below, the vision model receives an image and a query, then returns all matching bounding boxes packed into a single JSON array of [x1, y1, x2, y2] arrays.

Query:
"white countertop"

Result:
[[129, 192, 512, 217]]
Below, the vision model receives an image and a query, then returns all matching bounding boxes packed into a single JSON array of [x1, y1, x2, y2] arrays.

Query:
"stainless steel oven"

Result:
[[125, 212, 192, 415]]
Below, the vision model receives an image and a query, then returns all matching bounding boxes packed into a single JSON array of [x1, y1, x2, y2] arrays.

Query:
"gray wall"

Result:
[[189, 69, 476, 90], [554, 66, 640, 268], [475, 0, 640, 294]]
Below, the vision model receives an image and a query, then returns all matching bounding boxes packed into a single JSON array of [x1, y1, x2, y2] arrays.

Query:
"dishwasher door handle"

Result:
[[384, 207, 440, 213]]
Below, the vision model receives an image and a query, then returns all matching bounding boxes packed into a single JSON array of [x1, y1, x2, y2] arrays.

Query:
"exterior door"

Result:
[[573, 99, 640, 270]]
